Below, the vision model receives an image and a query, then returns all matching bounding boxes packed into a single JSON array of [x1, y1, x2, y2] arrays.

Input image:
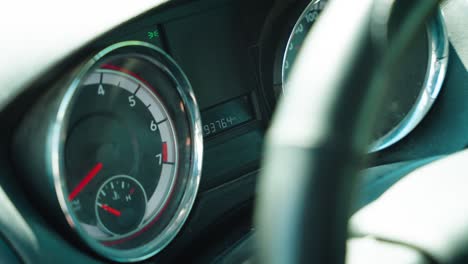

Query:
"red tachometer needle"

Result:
[[99, 204, 121, 217], [68, 162, 103, 201]]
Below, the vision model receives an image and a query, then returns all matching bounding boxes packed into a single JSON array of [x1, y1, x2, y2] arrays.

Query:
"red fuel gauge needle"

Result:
[[68, 162, 103, 201], [99, 204, 121, 217]]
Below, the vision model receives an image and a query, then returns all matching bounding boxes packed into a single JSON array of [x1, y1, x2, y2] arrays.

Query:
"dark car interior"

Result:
[[0, 0, 467, 263]]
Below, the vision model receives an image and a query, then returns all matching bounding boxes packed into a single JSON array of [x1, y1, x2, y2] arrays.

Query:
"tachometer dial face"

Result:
[[280, 0, 448, 152], [46, 42, 203, 262], [66, 65, 178, 243]]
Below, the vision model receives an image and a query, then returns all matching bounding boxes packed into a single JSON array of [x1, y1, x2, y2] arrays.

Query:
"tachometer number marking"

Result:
[[128, 95, 136, 107], [155, 154, 162, 165], [150, 120, 158, 131], [98, 84, 106, 96]]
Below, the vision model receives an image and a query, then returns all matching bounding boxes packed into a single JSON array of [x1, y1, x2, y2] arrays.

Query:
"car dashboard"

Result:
[[0, 0, 467, 263]]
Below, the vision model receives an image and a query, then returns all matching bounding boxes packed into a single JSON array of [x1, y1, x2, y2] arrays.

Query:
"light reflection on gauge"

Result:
[[44, 42, 203, 262], [280, 0, 448, 152]]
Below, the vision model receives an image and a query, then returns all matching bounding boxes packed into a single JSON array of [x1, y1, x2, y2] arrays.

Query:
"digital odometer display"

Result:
[[201, 96, 254, 138]]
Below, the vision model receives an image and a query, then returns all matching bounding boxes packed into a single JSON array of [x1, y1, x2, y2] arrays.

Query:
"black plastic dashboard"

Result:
[[0, 0, 467, 263], [97, 0, 272, 193]]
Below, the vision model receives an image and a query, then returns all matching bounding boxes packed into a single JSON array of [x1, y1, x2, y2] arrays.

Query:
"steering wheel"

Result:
[[255, 0, 468, 263]]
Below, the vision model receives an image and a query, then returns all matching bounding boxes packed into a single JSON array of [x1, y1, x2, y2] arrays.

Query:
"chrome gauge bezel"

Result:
[[368, 10, 449, 152], [47, 41, 203, 262], [281, 3, 448, 152]]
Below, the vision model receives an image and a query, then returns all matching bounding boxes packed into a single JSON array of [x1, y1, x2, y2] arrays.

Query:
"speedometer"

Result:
[[282, 0, 327, 84], [14, 42, 203, 262], [280, 0, 448, 152]]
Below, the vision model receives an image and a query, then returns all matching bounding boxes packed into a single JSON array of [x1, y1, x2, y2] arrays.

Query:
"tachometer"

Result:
[[14, 41, 203, 262], [66, 64, 179, 243]]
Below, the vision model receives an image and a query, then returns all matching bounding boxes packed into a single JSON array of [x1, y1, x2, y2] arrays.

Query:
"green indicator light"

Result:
[[147, 29, 160, 40]]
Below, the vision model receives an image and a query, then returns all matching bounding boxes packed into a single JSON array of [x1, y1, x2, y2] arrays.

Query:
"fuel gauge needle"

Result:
[[68, 162, 103, 201], [98, 203, 121, 217]]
